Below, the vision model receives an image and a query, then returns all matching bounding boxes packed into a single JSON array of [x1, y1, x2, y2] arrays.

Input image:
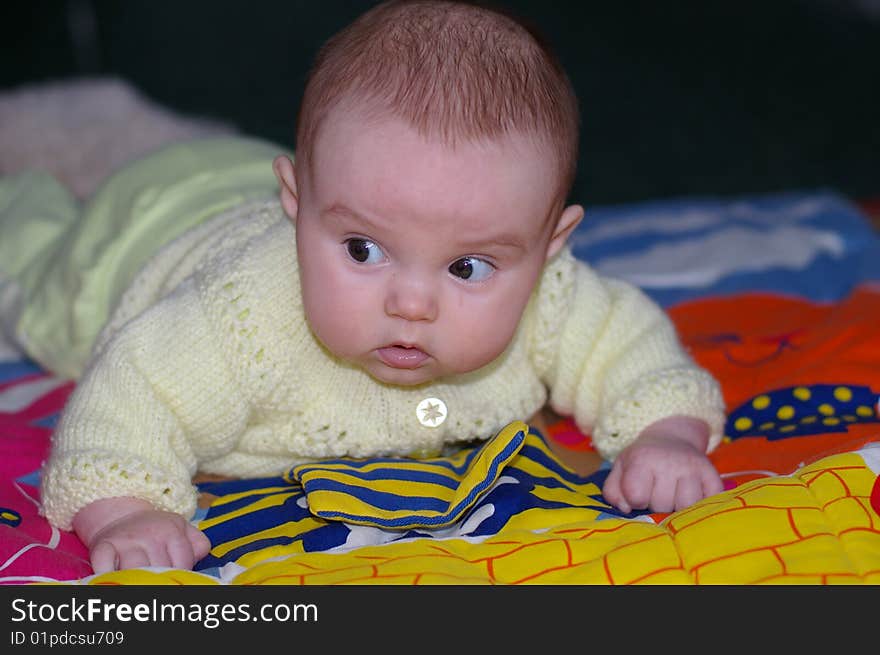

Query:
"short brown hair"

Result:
[[295, 0, 580, 199]]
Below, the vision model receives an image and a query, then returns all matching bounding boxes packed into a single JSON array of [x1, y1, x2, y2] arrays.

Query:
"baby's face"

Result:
[[290, 107, 571, 386]]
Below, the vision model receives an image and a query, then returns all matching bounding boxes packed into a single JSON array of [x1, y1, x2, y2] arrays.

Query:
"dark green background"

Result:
[[3, 0, 879, 206]]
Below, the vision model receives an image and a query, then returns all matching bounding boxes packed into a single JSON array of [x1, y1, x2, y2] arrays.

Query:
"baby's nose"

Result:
[[384, 276, 438, 322]]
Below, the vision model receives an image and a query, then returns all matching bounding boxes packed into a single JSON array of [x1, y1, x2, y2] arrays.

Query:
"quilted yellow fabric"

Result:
[[82, 440, 880, 585]]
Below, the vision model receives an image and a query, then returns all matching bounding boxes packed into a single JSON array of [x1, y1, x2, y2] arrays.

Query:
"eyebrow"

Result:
[[323, 203, 527, 253], [456, 227, 528, 254], [323, 203, 384, 232]]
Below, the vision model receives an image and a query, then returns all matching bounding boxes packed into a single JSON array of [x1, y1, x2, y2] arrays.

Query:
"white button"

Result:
[[416, 397, 447, 428]]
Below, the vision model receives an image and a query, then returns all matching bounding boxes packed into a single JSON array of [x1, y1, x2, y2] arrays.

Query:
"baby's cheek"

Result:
[[444, 300, 522, 373], [302, 286, 364, 356], [301, 260, 373, 346]]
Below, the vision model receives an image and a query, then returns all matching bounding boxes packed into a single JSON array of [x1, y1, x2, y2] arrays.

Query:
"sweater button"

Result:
[[416, 397, 447, 428]]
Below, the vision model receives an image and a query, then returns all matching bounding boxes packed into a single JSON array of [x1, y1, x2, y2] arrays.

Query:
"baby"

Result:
[[39, 0, 726, 573]]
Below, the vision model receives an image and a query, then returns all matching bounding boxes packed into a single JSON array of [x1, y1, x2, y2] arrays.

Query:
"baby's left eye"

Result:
[[448, 257, 494, 282]]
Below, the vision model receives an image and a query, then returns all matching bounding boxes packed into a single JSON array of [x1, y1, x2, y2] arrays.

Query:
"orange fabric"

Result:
[[545, 285, 880, 489]]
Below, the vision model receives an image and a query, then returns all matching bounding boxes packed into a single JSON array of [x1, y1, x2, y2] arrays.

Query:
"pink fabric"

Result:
[[0, 373, 91, 583]]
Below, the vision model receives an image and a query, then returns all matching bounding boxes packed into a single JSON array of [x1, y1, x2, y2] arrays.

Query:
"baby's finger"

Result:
[[90, 540, 120, 575], [621, 467, 653, 510], [649, 474, 677, 513], [673, 476, 704, 511], [186, 525, 212, 561], [143, 543, 174, 568], [602, 463, 629, 514], [166, 536, 198, 570], [701, 466, 725, 498], [117, 546, 151, 571]]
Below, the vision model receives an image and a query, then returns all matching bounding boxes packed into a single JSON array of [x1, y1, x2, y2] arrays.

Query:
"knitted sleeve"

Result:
[[528, 248, 726, 461], [39, 280, 250, 530]]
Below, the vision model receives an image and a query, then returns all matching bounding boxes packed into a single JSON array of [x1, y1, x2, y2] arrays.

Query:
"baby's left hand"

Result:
[[602, 416, 724, 514]]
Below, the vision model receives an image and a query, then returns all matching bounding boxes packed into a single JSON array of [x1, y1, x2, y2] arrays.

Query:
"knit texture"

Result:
[[40, 199, 725, 530]]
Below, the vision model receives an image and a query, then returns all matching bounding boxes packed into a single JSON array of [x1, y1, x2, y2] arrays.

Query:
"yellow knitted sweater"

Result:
[[40, 199, 725, 529]]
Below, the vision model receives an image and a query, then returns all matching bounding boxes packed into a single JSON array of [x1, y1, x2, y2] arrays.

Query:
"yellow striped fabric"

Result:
[[288, 421, 529, 529]]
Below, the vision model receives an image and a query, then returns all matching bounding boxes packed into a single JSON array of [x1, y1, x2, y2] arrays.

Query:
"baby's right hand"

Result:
[[72, 497, 211, 574]]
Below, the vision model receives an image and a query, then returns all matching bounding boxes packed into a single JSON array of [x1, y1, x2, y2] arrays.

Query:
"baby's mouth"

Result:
[[376, 344, 430, 369]]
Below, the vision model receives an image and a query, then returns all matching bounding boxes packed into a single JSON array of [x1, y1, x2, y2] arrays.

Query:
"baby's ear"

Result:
[[545, 204, 584, 260], [273, 155, 299, 220]]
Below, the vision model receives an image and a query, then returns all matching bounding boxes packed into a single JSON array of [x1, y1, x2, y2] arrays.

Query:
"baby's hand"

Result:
[[602, 416, 723, 514], [72, 497, 211, 574]]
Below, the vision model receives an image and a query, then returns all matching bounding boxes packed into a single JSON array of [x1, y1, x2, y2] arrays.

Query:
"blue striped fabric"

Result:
[[289, 421, 528, 529], [194, 422, 641, 572]]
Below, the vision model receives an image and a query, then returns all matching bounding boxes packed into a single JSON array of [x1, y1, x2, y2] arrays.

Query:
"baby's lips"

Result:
[[377, 345, 430, 369]]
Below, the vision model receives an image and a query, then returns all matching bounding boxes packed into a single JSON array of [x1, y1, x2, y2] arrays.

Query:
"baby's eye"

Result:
[[345, 238, 385, 264], [448, 257, 494, 282]]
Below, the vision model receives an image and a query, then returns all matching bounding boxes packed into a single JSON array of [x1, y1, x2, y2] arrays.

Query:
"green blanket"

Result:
[[0, 136, 289, 379]]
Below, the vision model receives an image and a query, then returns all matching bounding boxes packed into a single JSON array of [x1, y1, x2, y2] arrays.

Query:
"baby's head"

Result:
[[274, 0, 584, 386]]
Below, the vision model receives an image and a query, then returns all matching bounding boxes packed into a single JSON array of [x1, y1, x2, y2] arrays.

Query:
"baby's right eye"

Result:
[[345, 238, 385, 264]]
